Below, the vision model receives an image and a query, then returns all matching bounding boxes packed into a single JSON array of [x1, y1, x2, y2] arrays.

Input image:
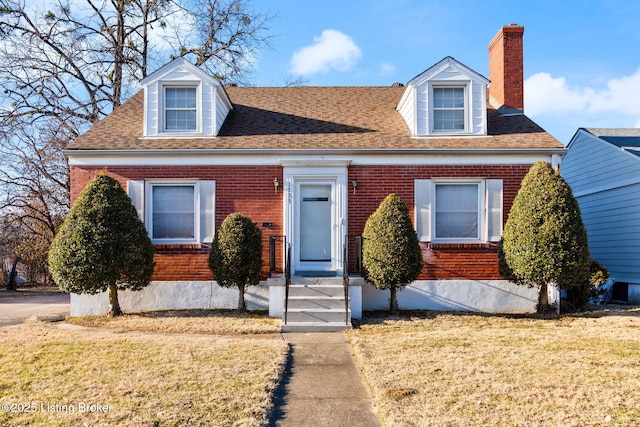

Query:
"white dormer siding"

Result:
[[141, 57, 232, 138], [398, 57, 489, 137]]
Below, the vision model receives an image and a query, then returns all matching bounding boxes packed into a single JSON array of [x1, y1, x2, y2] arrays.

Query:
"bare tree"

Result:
[[171, 0, 274, 83], [0, 118, 70, 285], [0, 0, 274, 284]]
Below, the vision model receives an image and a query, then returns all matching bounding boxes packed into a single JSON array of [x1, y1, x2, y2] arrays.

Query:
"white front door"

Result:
[[282, 161, 349, 276], [295, 181, 336, 272]]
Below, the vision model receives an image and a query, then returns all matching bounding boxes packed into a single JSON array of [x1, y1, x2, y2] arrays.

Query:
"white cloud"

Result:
[[524, 69, 640, 143], [290, 30, 362, 76], [524, 73, 593, 116], [525, 68, 640, 118], [588, 70, 640, 115]]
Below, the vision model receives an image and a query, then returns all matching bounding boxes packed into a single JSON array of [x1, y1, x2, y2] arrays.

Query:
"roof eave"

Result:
[[64, 147, 567, 157]]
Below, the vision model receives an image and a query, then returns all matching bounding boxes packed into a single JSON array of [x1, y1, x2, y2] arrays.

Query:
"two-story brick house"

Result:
[[65, 25, 565, 329]]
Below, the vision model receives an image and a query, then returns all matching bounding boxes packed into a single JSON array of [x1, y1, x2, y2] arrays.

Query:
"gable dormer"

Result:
[[397, 56, 489, 137], [140, 57, 232, 138]]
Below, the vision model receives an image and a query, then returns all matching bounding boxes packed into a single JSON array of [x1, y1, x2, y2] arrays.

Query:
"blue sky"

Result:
[[249, 0, 640, 144]]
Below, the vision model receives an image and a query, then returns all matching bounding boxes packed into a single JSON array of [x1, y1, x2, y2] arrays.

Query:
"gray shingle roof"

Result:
[[586, 128, 640, 158]]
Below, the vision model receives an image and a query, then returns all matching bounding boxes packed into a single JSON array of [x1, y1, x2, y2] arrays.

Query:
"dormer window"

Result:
[[432, 86, 465, 132], [164, 86, 197, 131], [140, 57, 233, 138], [397, 57, 488, 137]]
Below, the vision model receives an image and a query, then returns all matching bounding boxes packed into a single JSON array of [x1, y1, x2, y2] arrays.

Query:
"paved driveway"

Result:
[[0, 294, 70, 327]]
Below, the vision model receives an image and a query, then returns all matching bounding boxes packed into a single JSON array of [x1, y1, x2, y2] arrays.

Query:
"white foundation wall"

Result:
[[70, 279, 539, 317], [70, 281, 269, 316], [362, 279, 538, 313]]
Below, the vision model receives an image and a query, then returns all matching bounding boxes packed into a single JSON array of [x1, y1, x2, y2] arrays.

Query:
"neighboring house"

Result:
[[562, 128, 640, 303], [65, 24, 565, 327]]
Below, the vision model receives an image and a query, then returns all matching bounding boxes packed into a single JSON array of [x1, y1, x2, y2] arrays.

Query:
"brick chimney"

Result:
[[488, 24, 524, 113]]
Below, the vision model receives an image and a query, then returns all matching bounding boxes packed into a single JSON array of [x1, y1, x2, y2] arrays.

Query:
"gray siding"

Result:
[[562, 131, 640, 194], [563, 130, 640, 283]]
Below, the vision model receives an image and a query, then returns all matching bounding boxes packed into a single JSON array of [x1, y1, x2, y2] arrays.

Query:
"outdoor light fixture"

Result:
[[273, 177, 280, 193], [351, 179, 358, 194]]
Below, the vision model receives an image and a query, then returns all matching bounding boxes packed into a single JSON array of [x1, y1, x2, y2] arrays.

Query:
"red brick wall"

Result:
[[347, 164, 530, 280], [70, 165, 284, 281], [70, 163, 530, 282]]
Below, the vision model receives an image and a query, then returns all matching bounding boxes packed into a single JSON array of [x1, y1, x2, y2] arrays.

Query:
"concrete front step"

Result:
[[281, 321, 352, 332], [290, 276, 344, 285], [288, 284, 346, 298], [285, 308, 351, 323], [281, 278, 353, 332], [287, 295, 347, 310]]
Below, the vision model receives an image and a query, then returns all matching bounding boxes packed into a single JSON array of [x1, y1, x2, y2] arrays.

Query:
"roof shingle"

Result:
[[67, 86, 563, 151]]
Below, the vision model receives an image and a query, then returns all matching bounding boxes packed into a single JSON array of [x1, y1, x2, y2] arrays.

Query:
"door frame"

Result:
[[294, 180, 336, 272], [282, 161, 349, 276]]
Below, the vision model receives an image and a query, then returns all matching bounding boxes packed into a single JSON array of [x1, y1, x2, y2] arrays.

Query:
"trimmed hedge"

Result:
[[48, 173, 155, 316], [499, 161, 590, 312], [362, 194, 422, 313]]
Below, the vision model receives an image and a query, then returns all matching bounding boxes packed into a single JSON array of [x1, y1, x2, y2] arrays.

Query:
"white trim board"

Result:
[[67, 152, 561, 167]]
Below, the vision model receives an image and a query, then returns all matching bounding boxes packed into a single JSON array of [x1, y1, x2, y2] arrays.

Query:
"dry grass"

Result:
[[348, 307, 640, 427], [66, 309, 281, 335], [0, 323, 288, 426]]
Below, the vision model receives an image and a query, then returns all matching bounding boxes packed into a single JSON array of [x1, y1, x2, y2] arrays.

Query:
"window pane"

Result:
[[434, 87, 464, 108], [434, 110, 465, 131], [166, 110, 197, 131], [433, 87, 465, 131], [152, 185, 195, 239], [435, 184, 479, 239], [165, 87, 196, 108], [165, 87, 197, 131]]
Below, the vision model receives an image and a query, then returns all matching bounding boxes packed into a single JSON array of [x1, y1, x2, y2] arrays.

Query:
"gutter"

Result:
[[64, 147, 567, 157]]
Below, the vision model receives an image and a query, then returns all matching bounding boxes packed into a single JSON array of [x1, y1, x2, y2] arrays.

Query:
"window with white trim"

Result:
[[435, 183, 480, 239], [415, 178, 503, 243], [432, 86, 465, 132], [164, 86, 197, 131], [127, 180, 216, 244], [152, 185, 195, 240]]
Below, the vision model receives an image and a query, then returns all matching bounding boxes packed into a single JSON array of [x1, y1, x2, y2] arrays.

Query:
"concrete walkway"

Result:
[[269, 332, 380, 427]]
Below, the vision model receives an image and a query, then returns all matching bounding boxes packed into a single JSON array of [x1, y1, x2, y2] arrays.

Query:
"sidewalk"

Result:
[[0, 293, 69, 327], [269, 332, 380, 427]]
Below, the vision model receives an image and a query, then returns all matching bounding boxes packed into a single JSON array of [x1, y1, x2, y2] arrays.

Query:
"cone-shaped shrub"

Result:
[[48, 173, 155, 316], [498, 161, 590, 313], [208, 213, 263, 311], [362, 194, 423, 313]]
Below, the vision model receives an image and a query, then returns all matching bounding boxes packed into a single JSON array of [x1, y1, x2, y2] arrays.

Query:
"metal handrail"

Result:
[[284, 243, 291, 324], [354, 236, 363, 274], [343, 236, 349, 325], [269, 236, 276, 273], [269, 235, 287, 273]]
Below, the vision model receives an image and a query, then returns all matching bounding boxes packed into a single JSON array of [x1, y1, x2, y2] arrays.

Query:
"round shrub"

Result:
[[208, 213, 263, 311]]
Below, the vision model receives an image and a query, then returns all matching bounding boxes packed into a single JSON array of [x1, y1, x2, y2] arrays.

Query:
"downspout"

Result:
[[552, 153, 561, 172]]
